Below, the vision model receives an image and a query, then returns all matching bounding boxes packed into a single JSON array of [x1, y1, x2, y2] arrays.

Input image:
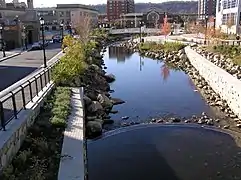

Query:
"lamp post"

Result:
[[204, 15, 208, 45], [60, 22, 64, 43], [139, 21, 144, 43], [22, 25, 27, 50], [39, 17, 47, 68], [213, 17, 216, 37], [0, 23, 6, 57]]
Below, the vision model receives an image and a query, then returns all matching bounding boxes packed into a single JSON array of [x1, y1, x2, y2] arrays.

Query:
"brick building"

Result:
[[107, 0, 135, 22], [198, 0, 217, 19]]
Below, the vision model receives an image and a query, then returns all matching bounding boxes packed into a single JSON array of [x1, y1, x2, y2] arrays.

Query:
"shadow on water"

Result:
[[87, 124, 241, 180]]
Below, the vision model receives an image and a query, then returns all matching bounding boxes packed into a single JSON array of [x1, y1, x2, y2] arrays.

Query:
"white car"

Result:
[[30, 42, 42, 50]]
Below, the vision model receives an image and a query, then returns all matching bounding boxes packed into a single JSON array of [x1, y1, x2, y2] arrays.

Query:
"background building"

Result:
[[115, 8, 183, 28], [198, 0, 217, 19], [107, 0, 135, 22], [215, 0, 241, 34]]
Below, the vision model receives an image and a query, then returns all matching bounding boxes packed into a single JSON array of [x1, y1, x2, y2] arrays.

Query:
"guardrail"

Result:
[[0, 59, 60, 130]]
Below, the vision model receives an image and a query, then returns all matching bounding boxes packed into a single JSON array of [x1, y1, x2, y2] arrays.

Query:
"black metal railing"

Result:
[[0, 60, 59, 130]]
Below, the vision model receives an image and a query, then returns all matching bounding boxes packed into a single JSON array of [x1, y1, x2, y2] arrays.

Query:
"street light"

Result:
[[0, 23, 6, 57], [139, 21, 145, 43], [213, 17, 216, 37], [204, 15, 208, 45], [22, 25, 27, 50], [60, 22, 64, 43], [39, 17, 47, 68]]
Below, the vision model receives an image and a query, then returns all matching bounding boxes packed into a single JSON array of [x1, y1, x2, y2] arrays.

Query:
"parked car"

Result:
[[39, 40, 49, 47], [53, 36, 62, 43], [30, 42, 42, 50]]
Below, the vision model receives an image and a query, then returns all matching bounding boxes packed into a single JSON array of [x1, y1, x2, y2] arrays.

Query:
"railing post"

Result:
[[28, 80, 33, 102], [11, 92, 18, 119], [0, 101, 5, 130], [40, 73, 43, 90], [47, 68, 50, 82], [20, 85, 26, 110], [34, 77, 39, 96], [44, 71, 47, 86]]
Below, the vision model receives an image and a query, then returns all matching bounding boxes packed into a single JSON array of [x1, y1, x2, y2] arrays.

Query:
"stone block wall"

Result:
[[0, 83, 54, 172], [185, 46, 241, 119]]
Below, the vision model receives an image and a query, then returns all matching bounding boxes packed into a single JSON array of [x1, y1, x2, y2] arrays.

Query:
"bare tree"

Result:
[[73, 15, 92, 44]]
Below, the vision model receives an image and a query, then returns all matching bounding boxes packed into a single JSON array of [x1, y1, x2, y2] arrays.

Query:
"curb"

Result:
[[0, 52, 21, 62]]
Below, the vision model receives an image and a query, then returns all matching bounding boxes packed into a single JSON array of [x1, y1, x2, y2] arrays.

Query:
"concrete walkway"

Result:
[[58, 87, 85, 180]]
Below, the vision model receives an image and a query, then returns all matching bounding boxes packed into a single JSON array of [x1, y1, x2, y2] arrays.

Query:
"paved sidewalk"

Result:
[[58, 87, 85, 180], [0, 45, 32, 62]]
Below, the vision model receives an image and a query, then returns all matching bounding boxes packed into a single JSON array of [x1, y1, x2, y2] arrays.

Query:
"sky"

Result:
[[6, 0, 174, 8]]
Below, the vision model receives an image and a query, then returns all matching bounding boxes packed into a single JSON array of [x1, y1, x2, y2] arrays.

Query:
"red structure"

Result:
[[107, 0, 135, 22]]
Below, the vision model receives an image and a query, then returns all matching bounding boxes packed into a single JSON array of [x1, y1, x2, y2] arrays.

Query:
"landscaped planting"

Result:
[[0, 87, 71, 180]]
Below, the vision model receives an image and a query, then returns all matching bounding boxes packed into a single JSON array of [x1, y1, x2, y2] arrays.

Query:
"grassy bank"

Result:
[[139, 41, 186, 53], [203, 45, 241, 65], [0, 87, 71, 180]]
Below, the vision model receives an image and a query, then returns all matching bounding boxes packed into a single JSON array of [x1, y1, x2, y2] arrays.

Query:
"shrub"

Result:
[[0, 87, 71, 180]]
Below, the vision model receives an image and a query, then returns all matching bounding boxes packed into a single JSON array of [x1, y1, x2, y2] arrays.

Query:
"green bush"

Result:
[[0, 87, 71, 180], [139, 41, 186, 53]]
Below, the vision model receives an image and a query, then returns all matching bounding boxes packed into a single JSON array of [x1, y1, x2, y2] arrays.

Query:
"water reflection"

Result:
[[161, 64, 170, 82], [104, 46, 216, 123], [108, 46, 133, 63]]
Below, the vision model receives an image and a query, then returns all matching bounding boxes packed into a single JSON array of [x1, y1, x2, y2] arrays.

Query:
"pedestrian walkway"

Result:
[[58, 87, 85, 180]]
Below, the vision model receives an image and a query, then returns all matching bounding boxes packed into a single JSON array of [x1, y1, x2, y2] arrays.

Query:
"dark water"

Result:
[[105, 46, 215, 124], [87, 124, 241, 180]]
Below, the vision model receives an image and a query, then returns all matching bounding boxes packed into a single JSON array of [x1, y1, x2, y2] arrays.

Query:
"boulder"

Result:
[[111, 98, 125, 105], [105, 74, 116, 83], [103, 119, 114, 124], [83, 95, 92, 106], [86, 121, 102, 138], [170, 117, 181, 123], [87, 101, 104, 115], [97, 93, 113, 108]]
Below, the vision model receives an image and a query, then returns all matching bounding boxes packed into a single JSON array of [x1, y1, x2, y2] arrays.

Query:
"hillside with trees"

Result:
[[92, 1, 198, 14]]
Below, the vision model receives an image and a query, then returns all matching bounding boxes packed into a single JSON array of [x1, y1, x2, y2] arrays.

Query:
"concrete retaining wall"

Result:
[[0, 82, 54, 171], [185, 46, 241, 119]]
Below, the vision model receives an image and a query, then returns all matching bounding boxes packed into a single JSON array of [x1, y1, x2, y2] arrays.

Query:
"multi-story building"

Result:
[[35, 7, 58, 31], [198, 0, 217, 19], [215, 0, 241, 34], [56, 4, 98, 27], [107, 0, 135, 22]]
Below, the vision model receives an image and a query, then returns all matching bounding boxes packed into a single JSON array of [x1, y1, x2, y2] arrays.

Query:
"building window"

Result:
[[52, 26, 57, 31], [59, 11, 64, 17]]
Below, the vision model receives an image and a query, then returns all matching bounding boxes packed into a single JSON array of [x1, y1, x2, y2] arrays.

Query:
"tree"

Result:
[[226, 16, 234, 35], [73, 15, 92, 45], [161, 14, 171, 38]]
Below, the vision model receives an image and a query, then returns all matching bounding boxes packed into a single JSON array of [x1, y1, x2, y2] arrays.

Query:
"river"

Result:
[[104, 46, 219, 127], [86, 45, 241, 180]]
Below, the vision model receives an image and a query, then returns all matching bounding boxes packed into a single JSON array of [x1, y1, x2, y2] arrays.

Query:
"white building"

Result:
[[216, 0, 241, 34]]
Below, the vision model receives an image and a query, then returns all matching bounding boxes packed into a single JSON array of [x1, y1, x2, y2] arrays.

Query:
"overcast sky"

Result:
[[6, 0, 181, 8]]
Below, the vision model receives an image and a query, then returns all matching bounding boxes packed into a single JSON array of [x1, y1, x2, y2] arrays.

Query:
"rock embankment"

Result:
[[192, 46, 241, 80], [83, 47, 125, 139]]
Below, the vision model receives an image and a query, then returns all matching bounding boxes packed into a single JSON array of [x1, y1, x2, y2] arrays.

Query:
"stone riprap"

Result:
[[185, 46, 241, 119], [192, 46, 241, 80]]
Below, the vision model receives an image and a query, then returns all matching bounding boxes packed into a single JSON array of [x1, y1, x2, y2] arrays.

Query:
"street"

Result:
[[0, 43, 61, 92]]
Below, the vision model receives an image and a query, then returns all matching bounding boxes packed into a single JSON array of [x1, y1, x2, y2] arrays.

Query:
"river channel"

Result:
[[86, 45, 241, 180], [104, 45, 220, 127]]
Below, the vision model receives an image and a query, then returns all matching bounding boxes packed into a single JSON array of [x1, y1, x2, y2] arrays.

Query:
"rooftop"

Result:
[[56, 4, 98, 12]]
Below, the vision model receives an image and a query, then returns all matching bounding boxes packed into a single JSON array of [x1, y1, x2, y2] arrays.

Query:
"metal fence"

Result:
[[0, 60, 59, 130]]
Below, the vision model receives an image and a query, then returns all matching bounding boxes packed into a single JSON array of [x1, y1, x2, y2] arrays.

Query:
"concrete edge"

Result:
[[0, 52, 21, 62], [58, 87, 84, 180]]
